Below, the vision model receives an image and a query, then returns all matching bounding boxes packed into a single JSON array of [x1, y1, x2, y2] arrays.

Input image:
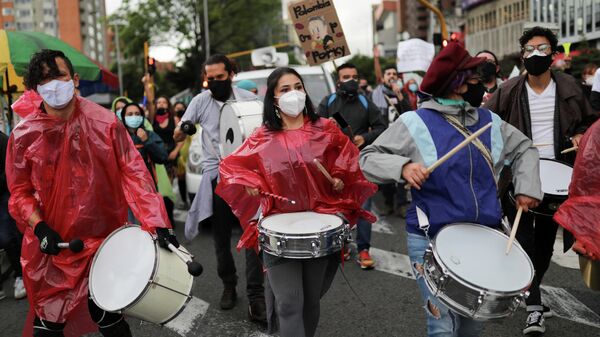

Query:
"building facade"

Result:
[[465, 0, 600, 59], [0, 0, 108, 65]]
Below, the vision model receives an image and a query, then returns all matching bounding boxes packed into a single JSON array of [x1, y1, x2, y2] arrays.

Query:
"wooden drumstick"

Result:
[[560, 146, 578, 154], [313, 159, 336, 184], [505, 206, 524, 255], [533, 143, 552, 147], [259, 190, 297, 205], [405, 122, 493, 189]]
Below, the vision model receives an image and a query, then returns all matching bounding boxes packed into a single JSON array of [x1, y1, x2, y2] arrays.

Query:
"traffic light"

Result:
[[147, 57, 156, 75]]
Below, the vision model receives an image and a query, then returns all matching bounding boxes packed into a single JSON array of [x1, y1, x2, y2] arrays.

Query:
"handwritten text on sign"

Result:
[[288, 0, 350, 66]]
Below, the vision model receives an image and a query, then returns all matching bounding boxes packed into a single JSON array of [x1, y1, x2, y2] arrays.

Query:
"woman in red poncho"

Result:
[[216, 67, 377, 337]]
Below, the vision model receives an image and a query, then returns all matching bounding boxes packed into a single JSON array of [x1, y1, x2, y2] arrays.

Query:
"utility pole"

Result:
[[203, 0, 210, 58], [114, 24, 124, 96], [417, 0, 448, 40]]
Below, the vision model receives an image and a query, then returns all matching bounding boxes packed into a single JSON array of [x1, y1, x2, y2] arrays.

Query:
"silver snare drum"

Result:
[[259, 212, 350, 259], [423, 223, 534, 320]]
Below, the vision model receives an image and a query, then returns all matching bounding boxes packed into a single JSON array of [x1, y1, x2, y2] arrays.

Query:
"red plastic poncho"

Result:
[[216, 117, 377, 251], [7, 96, 170, 323], [554, 119, 600, 259]]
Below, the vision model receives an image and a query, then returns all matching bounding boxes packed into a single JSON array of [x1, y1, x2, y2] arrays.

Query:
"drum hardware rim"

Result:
[[470, 292, 486, 315], [429, 225, 534, 297]]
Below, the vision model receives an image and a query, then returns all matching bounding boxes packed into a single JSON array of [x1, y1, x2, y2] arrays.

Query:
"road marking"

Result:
[[372, 217, 395, 234], [541, 285, 600, 329], [165, 296, 210, 336], [551, 228, 580, 269], [369, 247, 415, 279]]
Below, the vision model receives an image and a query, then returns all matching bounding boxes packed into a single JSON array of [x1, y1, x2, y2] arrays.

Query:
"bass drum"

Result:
[[219, 100, 263, 157]]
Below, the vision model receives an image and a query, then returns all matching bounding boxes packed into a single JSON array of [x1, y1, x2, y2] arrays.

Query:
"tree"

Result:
[[110, 0, 284, 101]]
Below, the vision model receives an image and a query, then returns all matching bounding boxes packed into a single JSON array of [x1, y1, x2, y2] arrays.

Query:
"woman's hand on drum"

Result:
[[515, 195, 540, 212], [571, 134, 583, 147], [332, 178, 344, 192], [402, 163, 429, 190], [245, 186, 260, 197]]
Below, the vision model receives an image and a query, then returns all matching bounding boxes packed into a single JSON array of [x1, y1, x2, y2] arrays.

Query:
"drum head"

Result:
[[539, 159, 572, 196], [260, 212, 343, 234], [219, 101, 263, 157], [434, 224, 533, 292], [89, 226, 155, 311]]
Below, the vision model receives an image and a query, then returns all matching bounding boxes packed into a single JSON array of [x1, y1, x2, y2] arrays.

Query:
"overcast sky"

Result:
[[105, 0, 382, 62]]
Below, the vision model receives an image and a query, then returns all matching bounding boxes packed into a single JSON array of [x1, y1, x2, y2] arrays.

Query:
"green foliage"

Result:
[[110, 0, 284, 101], [570, 48, 600, 80]]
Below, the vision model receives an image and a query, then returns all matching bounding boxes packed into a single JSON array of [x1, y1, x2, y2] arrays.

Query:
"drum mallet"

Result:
[[313, 159, 336, 185], [180, 120, 197, 135], [259, 191, 297, 205], [405, 122, 492, 189], [505, 206, 523, 255], [167, 243, 204, 277], [57, 239, 85, 253], [560, 146, 578, 154]]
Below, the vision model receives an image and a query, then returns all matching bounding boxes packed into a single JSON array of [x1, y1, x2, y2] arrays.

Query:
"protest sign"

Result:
[[287, 0, 350, 66], [396, 39, 435, 73]]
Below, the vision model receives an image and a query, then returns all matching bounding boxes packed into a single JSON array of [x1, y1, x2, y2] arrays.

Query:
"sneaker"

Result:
[[523, 310, 545, 334], [14, 277, 26, 300], [542, 305, 553, 318], [357, 250, 375, 270], [220, 286, 237, 310], [342, 246, 351, 261], [248, 300, 267, 324]]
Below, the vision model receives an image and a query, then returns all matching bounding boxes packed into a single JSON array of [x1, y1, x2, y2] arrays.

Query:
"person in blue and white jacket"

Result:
[[359, 42, 543, 337]]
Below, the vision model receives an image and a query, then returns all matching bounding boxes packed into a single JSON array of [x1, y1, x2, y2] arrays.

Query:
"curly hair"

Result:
[[24, 49, 74, 90], [519, 26, 558, 54]]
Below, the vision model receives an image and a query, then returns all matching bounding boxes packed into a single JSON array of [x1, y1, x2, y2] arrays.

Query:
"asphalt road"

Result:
[[1, 193, 599, 337]]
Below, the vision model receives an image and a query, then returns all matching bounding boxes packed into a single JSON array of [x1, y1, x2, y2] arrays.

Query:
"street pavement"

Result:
[[1, 192, 599, 337]]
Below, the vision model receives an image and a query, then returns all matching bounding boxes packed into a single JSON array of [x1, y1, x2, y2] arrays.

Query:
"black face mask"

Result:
[[340, 79, 359, 96], [208, 79, 232, 102], [523, 55, 553, 76], [175, 109, 185, 118], [156, 107, 168, 116], [479, 62, 498, 83], [360, 85, 368, 91], [462, 82, 486, 107]]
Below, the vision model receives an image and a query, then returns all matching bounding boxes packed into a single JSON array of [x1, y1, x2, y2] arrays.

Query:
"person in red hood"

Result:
[[7, 49, 178, 337]]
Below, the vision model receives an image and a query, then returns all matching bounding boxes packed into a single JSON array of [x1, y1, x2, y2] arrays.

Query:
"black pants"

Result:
[[33, 297, 131, 337], [504, 195, 558, 310], [0, 191, 22, 278], [211, 179, 264, 302]]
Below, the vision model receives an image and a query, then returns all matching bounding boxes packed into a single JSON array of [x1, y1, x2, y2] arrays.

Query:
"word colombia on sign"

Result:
[[288, 0, 350, 66]]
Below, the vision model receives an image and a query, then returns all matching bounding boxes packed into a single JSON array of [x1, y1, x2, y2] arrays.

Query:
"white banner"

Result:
[[396, 39, 435, 73]]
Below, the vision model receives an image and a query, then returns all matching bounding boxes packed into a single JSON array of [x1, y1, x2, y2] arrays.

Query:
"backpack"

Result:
[[327, 93, 368, 111]]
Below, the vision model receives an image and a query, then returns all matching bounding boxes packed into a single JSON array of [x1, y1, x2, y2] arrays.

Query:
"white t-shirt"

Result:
[[592, 68, 600, 93], [526, 79, 556, 159]]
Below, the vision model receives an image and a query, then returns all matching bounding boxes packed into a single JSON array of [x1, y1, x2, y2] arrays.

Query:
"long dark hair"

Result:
[[263, 67, 318, 131]]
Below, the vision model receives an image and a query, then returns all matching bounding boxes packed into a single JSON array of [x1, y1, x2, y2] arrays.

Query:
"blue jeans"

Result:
[[407, 232, 484, 337], [356, 198, 372, 251]]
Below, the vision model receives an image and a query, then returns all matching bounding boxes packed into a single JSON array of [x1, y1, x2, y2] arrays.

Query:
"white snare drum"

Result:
[[89, 226, 193, 324], [423, 223, 534, 320], [219, 100, 263, 157], [259, 212, 350, 259]]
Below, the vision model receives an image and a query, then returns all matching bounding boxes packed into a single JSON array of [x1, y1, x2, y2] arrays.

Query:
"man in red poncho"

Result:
[[7, 50, 178, 337], [554, 119, 600, 260]]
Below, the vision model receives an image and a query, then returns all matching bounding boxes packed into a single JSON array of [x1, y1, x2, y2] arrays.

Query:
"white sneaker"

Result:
[[14, 277, 26, 299]]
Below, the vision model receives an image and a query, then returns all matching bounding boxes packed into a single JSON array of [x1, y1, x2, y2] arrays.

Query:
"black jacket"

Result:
[[317, 92, 386, 148]]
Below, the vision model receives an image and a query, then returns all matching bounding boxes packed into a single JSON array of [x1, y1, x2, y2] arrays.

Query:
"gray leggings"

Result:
[[266, 255, 338, 337]]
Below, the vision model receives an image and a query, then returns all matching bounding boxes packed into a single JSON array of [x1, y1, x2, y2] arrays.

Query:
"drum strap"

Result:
[[416, 206, 431, 239], [443, 114, 495, 183]]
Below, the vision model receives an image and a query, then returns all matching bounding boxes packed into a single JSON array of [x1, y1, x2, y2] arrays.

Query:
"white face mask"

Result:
[[37, 79, 75, 109], [585, 76, 594, 86], [275, 90, 306, 117]]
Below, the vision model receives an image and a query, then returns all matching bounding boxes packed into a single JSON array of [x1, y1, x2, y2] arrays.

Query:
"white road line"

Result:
[[165, 296, 210, 336], [551, 228, 580, 269], [372, 217, 395, 235], [369, 247, 415, 279], [541, 285, 600, 329]]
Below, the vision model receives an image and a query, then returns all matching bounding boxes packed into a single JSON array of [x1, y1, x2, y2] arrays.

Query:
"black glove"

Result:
[[33, 222, 63, 255], [156, 227, 180, 249]]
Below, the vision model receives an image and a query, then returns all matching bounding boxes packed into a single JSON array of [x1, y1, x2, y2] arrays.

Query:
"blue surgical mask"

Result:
[[124, 115, 144, 129], [409, 83, 418, 92], [115, 109, 123, 120]]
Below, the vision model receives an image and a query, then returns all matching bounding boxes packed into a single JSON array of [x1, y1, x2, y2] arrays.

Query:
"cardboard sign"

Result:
[[288, 0, 350, 66], [396, 39, 435, 73]]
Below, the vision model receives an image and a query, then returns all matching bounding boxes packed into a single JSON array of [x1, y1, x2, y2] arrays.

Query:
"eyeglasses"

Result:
[[522, 44, 551, 55]]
